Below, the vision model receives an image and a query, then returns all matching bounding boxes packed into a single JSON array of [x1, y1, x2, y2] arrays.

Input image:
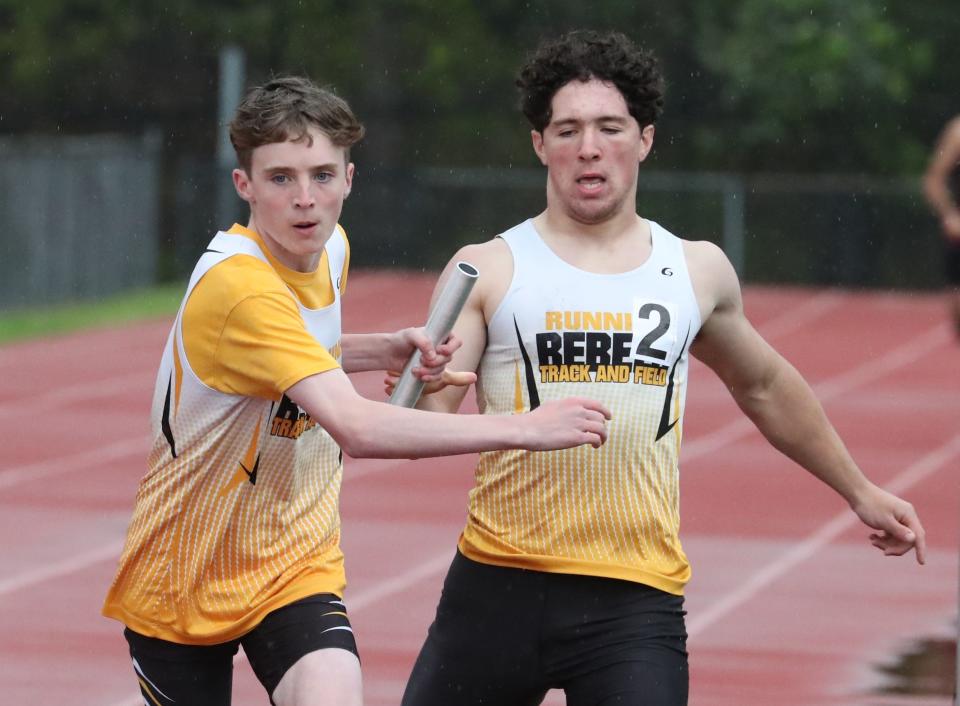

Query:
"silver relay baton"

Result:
[[388, 261, 479, 407]]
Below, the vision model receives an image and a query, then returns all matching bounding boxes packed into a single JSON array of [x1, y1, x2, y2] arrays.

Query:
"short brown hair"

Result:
[[229, 75, 366, 173]]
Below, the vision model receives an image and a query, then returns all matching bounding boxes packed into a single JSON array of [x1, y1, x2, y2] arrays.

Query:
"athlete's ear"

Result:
[[531, 130, 547, 166], [344, 162, 355, 199], [233, 168, 253, 203], [638, 125, 655, 163]]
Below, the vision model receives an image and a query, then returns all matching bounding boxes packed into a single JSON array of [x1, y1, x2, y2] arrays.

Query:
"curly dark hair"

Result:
[[229, 76, 365, 173], [516, 30, 665, 132]]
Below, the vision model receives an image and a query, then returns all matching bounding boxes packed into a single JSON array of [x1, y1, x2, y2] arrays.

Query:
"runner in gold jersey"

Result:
[[402, 31, 926, 706], [103, 75, 611, 706]]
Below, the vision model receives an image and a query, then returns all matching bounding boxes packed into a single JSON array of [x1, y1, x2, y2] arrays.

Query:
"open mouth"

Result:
[[576, 175, 605, 191], [293, 222, 318, 232]]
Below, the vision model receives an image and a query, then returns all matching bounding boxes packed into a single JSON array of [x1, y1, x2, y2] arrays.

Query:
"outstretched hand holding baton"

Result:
[[388, 261, 480, 408]]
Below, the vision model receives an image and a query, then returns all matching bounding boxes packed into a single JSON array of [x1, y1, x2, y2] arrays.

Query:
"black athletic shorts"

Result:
[[946, 240, 960, 285], [402, 551, 689, 706], [124, 593, 358, 706]]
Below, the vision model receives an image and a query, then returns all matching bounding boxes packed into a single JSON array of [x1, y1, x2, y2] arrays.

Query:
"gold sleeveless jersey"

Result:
[[459, 220, 702, 595], [103, 225, 349, 644]]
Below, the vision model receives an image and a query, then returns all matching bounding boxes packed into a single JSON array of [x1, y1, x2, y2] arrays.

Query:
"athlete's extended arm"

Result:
[[286, 367, 609, 459], [687, 242, 926, 564], [924, 116, 960, 240]]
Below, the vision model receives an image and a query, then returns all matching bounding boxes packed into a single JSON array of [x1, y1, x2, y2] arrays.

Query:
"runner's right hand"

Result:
[[521, 398, 611, 450]]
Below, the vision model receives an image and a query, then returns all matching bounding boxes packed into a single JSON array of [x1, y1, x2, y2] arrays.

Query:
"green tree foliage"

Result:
[[0, 0, 956, 174], [690, 0, 934, 172]]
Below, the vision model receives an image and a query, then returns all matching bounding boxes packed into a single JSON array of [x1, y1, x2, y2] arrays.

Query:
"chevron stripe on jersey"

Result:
[[460, 219, 702, 596], [103, 225, 349, 644]]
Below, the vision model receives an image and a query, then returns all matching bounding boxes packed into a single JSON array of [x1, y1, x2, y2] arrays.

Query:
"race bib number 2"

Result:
[[631, 298, 678, 363]]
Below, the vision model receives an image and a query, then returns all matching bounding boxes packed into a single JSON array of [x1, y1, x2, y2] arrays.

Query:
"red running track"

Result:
[[0, 273, 957, 705]]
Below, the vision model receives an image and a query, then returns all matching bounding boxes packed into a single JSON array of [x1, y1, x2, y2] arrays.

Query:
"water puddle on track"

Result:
[[873, 635, 956, 698]]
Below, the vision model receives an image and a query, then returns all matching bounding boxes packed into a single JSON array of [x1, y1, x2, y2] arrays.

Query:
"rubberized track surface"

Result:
[[1, 272, 957, 705]]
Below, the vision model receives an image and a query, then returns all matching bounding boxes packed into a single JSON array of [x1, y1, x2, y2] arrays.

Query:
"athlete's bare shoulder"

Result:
[[932, 116, 960, 167], [444, 237, 514, 321], [682, 239, 736, 286], [681, 238, 741, 323], [929, 116, 960, 162], [451, 237, 512, 271], [944, 115, 960, 141]]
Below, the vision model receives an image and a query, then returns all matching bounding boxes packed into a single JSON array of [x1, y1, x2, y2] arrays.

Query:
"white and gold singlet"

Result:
[[103, 224, 350, 644], [459, 219, 702, 595]]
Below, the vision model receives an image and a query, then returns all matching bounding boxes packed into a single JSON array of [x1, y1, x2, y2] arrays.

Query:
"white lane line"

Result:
[[813, 323, 953, 399], [682, 322, 953, 462], [686, 433, 960, 637], [752, 290, 842, 341], [0, 539, 125, 597], [348, 551, 454, 611], [0, 437, 149, 490], [0, 372, 154, 416]]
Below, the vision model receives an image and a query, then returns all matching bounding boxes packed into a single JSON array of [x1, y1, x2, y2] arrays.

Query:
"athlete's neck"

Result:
[[533, 211, 652, 274]]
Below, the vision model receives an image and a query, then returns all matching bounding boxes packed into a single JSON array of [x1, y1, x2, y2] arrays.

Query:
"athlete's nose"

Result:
[[578, 127, 602, 160], [293, 180, 315, 208]]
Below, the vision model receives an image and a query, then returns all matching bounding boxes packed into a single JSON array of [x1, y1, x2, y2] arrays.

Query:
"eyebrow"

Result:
[[261, 163, 340, 174], [550, 115, 630, 128]]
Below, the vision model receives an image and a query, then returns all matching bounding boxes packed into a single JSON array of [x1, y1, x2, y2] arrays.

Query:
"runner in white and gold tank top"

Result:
[[403, 31, 925, 706], [461, 218, 701, 594]]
